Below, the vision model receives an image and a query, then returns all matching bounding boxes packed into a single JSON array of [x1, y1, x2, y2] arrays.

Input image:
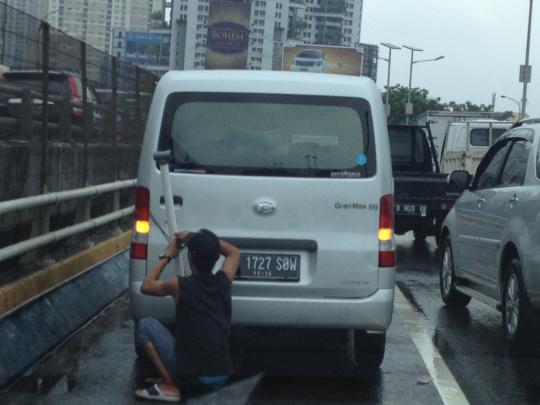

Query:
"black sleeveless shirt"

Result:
[[175, 271, 233, 377]]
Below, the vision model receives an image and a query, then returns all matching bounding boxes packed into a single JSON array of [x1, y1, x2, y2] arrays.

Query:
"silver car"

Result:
[[439, 124, 540, 343]]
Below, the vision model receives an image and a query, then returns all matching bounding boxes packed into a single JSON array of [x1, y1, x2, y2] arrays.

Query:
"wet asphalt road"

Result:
[[2, 234, 539, 404]]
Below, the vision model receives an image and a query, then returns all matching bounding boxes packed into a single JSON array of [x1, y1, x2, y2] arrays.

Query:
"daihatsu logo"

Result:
[[254, 201, 276, 215]]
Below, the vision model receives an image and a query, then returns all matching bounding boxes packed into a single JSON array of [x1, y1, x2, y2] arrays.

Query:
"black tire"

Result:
[[502, 259, 533, 343], [439, 238, 471, 307], [353, 331, 385, 369], [413, 230, 427, 241]]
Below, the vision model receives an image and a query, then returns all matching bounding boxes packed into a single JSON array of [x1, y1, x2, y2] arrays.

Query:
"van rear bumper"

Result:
[[130, 283, 394, 331], [232, 288, 394, 330]]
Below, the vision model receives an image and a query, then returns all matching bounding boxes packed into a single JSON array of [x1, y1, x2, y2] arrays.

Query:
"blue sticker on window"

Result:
[[356, 154, 368, 166]]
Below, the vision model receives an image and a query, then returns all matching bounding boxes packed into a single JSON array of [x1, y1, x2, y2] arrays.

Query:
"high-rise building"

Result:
[[1, 0, 45, 68], [170, 0, 365, 72], [34, 0, 162, 52], [302, 0, 363, 48]]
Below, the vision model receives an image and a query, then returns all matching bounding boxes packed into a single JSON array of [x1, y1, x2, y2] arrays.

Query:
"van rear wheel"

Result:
[[353, 331, 385, 370]]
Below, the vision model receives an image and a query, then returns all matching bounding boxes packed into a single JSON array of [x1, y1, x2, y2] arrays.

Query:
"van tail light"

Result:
[[378, 194, 395, 268], [130, 186, 150, 260]]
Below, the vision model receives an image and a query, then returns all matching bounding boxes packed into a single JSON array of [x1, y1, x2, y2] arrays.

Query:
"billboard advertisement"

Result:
[[125, 31, 170, 66], [283, 45, 363, 76], [206, 1, 251, 69]]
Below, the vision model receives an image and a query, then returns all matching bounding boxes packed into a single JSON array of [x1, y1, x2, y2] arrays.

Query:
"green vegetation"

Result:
[[382, 85, 513, 124]]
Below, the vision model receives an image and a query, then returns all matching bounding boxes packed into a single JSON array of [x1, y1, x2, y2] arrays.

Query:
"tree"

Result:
[[382, 85, 515, 124], [382, 84, 446, 124]]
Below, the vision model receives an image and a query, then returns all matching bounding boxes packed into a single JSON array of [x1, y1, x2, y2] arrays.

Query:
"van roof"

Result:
[[448, 120, 512, 128], [156, 70, 379, 100]]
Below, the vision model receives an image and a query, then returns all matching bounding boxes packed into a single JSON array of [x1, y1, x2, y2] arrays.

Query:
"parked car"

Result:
[[289, 49, 326, 73], [0, 70, 101, 125], [389, 124, 462, 243], [439, 120, 512, 174], [130, 70, 396, 368], [439, 124, 540, 342]]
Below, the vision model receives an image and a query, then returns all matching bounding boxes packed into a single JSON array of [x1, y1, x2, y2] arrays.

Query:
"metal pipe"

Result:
[[406, 50, 414, 125], [0, 208, 134, 263], [0, 179, 136, 215]]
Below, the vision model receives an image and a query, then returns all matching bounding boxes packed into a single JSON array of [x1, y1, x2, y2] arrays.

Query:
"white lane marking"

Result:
[[395, 287, 469, 405]]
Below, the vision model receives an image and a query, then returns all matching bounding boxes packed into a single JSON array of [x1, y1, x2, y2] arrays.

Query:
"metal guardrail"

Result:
[[0, 179, 136, 264]]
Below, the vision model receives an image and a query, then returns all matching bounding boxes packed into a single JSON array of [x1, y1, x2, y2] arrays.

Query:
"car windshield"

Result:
[[297, 50, 323, 59], [2, 74, 70, 96], [159, 93, 376, 178]]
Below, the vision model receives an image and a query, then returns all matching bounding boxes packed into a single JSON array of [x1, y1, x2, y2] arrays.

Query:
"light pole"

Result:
[[380, 42, 401, 118], [501, 95, 522, 120], [403, 45, 444, 124], [520, 0, 533, 119]]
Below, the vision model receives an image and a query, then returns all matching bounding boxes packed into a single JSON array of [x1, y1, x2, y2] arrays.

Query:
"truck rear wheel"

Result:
[[413, 230, 427, 241]]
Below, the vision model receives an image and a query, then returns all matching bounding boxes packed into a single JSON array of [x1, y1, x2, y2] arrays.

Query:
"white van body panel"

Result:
[[441, 120, 512, 174], [130, 70, 395, 331]]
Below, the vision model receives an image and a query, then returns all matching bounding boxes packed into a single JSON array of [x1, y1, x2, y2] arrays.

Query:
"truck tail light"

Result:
[[130, 186, 150, 260], [378, 194, 395, 268]]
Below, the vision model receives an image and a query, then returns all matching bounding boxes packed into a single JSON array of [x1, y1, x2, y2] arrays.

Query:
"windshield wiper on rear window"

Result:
[[241, 168, 293, 177]]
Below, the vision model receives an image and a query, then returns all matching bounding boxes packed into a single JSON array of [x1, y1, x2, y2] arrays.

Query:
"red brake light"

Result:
[[67, 76, 81, 98], [130, 186, 150, 260], [378, 194, 395, 267]]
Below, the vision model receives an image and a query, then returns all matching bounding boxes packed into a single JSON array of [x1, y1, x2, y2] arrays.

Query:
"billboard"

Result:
[[283, 45, 363, 76], [206, 1, 251, 69], [125, 31, 170, 66]]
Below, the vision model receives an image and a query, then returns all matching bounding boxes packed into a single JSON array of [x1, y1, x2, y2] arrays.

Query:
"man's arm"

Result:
[[219, 239, 240, 282], [140, 236, 183, 302]]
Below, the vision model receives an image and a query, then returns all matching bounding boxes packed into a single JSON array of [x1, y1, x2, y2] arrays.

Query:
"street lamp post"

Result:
[[521, 0, 533, 119], [403, 45, 422, 125], [501, 95, 522, 120], [380, 42, 401, 118], [403, 45, 444, 124]]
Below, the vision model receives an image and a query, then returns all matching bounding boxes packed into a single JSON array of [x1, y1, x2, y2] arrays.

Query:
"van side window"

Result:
[[499, 141, 530, 186], [474, 141, 511, 189]]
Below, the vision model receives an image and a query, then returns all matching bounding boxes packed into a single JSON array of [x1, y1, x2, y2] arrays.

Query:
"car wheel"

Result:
[[502, 259, 533, 343], [353, 331, 385, 370], [440, 238, 471, 307], [413, 230, 427, 241]]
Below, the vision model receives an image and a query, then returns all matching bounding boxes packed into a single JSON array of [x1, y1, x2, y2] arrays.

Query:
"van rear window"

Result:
[[470, 128, 507, 146], [158, 93, 376, 178]]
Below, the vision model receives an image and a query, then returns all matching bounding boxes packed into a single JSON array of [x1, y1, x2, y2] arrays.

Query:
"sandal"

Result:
[[135, 383, 181, 402]]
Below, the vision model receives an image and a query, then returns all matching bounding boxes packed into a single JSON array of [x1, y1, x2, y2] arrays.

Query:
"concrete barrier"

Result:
[[0, 232, 131, 387]]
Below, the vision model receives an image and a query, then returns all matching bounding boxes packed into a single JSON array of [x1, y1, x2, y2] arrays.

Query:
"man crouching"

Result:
[[135, 229, 240, 402]]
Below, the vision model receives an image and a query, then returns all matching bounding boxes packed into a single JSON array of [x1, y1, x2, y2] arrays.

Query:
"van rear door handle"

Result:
[[477, 197, 486, 207], [159, 195, 183, 206], [509, 195, 519, 205]]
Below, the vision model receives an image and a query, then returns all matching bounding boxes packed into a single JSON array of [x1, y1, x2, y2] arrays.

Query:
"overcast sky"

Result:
[[361, 0, 538, 115]]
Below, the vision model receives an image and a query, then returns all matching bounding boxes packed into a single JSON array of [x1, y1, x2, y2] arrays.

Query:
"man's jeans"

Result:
[[136, 317, 177, 380], [135, 317, 228, 394]]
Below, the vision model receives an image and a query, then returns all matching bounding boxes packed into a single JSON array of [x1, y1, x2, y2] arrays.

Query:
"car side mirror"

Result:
[[448, 170, 471, 191]]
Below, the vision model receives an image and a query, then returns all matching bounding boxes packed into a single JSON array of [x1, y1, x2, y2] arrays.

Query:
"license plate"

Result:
[[236, 253, 300, 281], [396, 203, 427, 217]]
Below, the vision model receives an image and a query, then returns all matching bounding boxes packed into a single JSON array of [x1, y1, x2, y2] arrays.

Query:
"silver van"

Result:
[[129, 70, 395, 367]]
